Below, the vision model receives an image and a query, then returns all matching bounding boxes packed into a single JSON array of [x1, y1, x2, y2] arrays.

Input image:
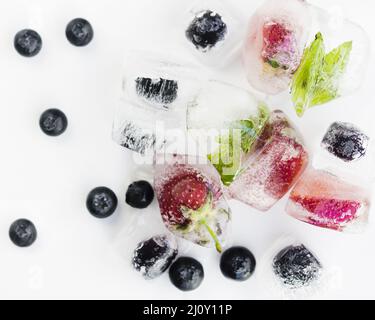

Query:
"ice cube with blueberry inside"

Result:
[[286, 168, 370, 232], [321, 122, 369, 162], [187, 80, 270, 186], [228, 110, 309, 211], [112, 52, 198, 154], [132, 234, 178, 280], [184, 0, 243, 67], [154, 154, 231, 253], [273, 244, 322, 291]]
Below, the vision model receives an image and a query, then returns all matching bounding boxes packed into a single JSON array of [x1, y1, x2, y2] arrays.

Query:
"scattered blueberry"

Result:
[[9, 219, 37, 248], [169, 257, 204, 291], [136, 77, 179, 106], [126, 180, 154, 209], [273, 245, 322, 289], [39, 109, 68, 137], [86, 187, 118, 219], [186, 10, 227, 51], [132, 235, 178, 280], [220, 246, 256, 281], [14, 29, 42, 57], [66, 18, 94, 47], [321, 122, 369, 162]]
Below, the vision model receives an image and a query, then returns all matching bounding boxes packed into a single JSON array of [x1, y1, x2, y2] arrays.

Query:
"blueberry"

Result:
[[273, 245, 322, 289], [66, 18, 94, 47], [135, 78, 179, 106], [39, 109, 68, 137], [86, 187, 118, 219], [169, 257, 204, 291], [126, 181, 154, 209], [186, 10, 227, 51], [132, 235, 178, 280], [220, 246, 256, 281], [321, 122, 369, 162], [9, 219, 37, 247], [14, 29, 42, 57]]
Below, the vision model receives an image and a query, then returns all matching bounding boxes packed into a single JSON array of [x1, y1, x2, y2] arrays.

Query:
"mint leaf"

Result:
[[310, 41, 352, 106], [291, 33, 325, 117], [291, 33, 353, 117], [208, 105, 270, 186]]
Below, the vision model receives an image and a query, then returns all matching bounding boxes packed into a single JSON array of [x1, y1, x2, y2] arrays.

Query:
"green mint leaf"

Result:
[[291, 33, 325, 117]]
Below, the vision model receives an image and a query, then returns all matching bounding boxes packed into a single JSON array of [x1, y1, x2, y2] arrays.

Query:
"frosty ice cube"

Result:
[[228, 110, 309, 211], [122, 51, 199, 111], [183, 0, 243, 67], [112, 97, 186, 155], [113, 51, 198, 154], [243, 0, 370, 116], [187, 80, 270, 186], [132, 234, 178, 280], [154, 154, 231, 252], [243, 0, 312, 95], [286, 168, 370, 232], [321, 122, 369, 162]]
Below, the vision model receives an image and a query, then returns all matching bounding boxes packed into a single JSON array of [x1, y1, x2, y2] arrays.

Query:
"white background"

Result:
[[0, 0, 373, 300]]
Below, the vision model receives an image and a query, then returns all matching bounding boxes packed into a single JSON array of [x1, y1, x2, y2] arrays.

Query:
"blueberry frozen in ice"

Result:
[[14, 29, 42, 57], [126, 180, 154, 209], [220, 247, 256, 281], [286, 168, 370, 232], [135, 78, 179, 106], [169, 257, 204, 291], [132, 235, 178, 280], [186, 10, 227, 51], [9, 219, 37, 248], [86, 187, 118, 219], [66, 18, 94, 47], [39, 109, 68, 137], [273, 244, 322, 289], [321, 122, 369, 162]]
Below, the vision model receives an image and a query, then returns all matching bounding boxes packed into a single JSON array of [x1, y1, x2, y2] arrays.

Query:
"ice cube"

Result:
[[260, 237, 325, 299], [321, 122, 369, 162], [228, 110, 309, 211], [183, 0, 243, 67], [286, 168, 370, 232], [187, 80, 270, 186], [113, 51, 199, 154], [122, 51, 199, 111], [112, 97, 186, 155], [132, 234, 178, 280], [154, 154, 231, 252], [242, 0, 312, 95]]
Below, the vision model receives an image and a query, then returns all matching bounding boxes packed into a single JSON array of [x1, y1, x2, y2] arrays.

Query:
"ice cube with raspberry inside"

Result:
[[286, 168, 370, 232]]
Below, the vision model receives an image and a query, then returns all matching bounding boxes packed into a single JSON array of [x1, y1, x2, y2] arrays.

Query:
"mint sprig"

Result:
[[291, 33, 353, 117]]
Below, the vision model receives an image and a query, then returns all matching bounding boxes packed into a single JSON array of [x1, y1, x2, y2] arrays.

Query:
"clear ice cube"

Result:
[[154, 154, 231, 252], [187, 80, 270, 186], [242, 0, 312, 95], [260, 237, 325, 299], [112, 51, 199, 155], [182, 0, 244, 67], [132, 234, 178, 280], [321, 122, 369, 163], [286, 168, 370, 232], [228, 110, 309, 211]]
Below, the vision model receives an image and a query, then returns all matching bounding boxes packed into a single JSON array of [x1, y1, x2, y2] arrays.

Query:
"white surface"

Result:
[[0, 0, 374, 300]]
